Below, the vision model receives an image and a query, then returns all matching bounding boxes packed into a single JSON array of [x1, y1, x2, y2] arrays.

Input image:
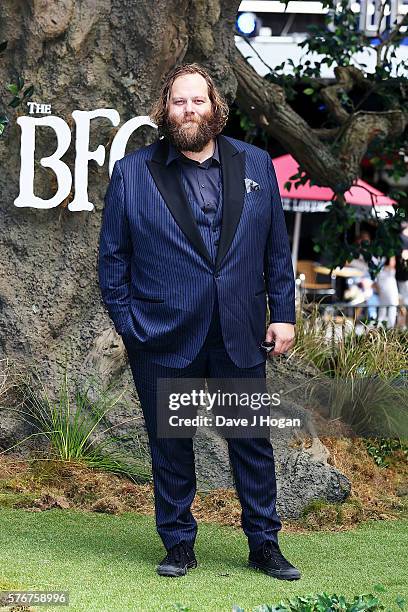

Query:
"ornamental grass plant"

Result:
[[291, 303, 408, 440], [0, 358, 151, 483]]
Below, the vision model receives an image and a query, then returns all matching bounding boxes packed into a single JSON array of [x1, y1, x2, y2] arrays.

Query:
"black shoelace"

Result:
[[262, 541, 292, 568]]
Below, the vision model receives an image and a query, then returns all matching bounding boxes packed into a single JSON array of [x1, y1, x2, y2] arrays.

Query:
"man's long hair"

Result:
[[150, 63, 229, 137]]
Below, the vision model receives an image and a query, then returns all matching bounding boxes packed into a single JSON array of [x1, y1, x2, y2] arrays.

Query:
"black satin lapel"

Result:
[[146, 142, 213, 268], [215, 136, 246, 271]]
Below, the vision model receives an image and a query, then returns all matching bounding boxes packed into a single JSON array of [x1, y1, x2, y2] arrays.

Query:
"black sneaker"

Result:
[[156, 541, 197, 577], [248, 540, 301, 580]]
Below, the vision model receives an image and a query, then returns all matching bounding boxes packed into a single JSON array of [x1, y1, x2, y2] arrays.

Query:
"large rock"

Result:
[[0, 409, 52, 458]]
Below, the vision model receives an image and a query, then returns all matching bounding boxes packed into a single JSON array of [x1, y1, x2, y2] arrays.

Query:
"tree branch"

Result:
[[337, 109, 407, 176], [232, 46, 407, 195], [319, 65, 368, 125], [233, 48, 355, 192]]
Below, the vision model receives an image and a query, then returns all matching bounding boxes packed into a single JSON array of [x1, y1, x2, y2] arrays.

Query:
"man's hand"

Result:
[[265, 323, 295, 357]]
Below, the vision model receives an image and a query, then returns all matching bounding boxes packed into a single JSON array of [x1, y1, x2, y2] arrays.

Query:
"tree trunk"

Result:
[[1, 1, 405, 376], [0, 0, 242, 379]]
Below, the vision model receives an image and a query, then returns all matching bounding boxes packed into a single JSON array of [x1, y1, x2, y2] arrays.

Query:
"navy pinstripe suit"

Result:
[[98, 134, 295, 552]]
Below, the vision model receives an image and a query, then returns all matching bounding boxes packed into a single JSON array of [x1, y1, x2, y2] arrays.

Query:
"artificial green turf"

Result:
[[0, 509, 406, 611]]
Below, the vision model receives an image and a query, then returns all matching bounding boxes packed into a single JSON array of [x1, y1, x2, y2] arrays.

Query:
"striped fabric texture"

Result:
[[127, 322, 282, 553], [98, 135, 295, 368]]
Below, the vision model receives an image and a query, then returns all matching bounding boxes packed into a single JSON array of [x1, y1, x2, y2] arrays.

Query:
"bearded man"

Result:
[[98, 63, 300, 580]]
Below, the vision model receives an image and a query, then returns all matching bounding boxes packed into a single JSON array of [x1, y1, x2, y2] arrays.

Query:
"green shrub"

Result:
[[234, 585, 405, 611], [364, 437, 408, 467], [175, 585, 406, 611]]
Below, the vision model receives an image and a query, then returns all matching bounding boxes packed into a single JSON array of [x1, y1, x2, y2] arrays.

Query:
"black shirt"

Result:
[[166, 138, 221, 224]]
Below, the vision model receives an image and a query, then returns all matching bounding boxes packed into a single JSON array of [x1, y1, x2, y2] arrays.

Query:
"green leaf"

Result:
[[303, 88, 315, 95], [23, 85, 34, 99], [0, 114, 9, 136], [8, 96, 21, 108], [6, 83, 19, 95]]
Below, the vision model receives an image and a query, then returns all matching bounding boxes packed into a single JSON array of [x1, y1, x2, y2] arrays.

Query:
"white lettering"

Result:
[[13, 110, 158, 212], [109, 115, 156, 175], [14, 115, 72, 209], [69, 109, 120, 211], [27, 102, 52, 114]]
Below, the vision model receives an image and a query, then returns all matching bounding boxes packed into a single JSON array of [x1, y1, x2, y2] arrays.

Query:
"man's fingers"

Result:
[[267, 338, 283, 357], [267, 337, 294, 357], [265, 323, 295, 358]]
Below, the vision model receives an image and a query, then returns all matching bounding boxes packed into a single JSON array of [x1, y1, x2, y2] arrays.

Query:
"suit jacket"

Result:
[[98, 134, 295, 368]]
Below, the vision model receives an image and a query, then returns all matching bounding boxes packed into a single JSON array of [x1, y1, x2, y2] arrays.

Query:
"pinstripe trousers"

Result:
[[126, 291, 282, 553]]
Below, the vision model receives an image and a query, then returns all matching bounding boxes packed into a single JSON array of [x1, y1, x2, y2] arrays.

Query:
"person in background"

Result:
[[396, 220, 408, 307], [376, 255, 399, 328], [348, 230, 401, 328], [346, 231, 379, 320]]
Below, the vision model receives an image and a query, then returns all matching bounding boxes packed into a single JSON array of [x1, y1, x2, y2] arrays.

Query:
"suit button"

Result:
[[214, 240, 219, 246], [214, 273, 220, 279]]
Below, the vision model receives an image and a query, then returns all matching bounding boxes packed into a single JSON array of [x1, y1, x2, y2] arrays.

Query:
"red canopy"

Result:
[[273, 154, 396, 208]]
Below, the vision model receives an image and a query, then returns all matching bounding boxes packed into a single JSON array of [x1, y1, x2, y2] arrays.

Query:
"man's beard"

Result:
[[161, 110, 222, 153]]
